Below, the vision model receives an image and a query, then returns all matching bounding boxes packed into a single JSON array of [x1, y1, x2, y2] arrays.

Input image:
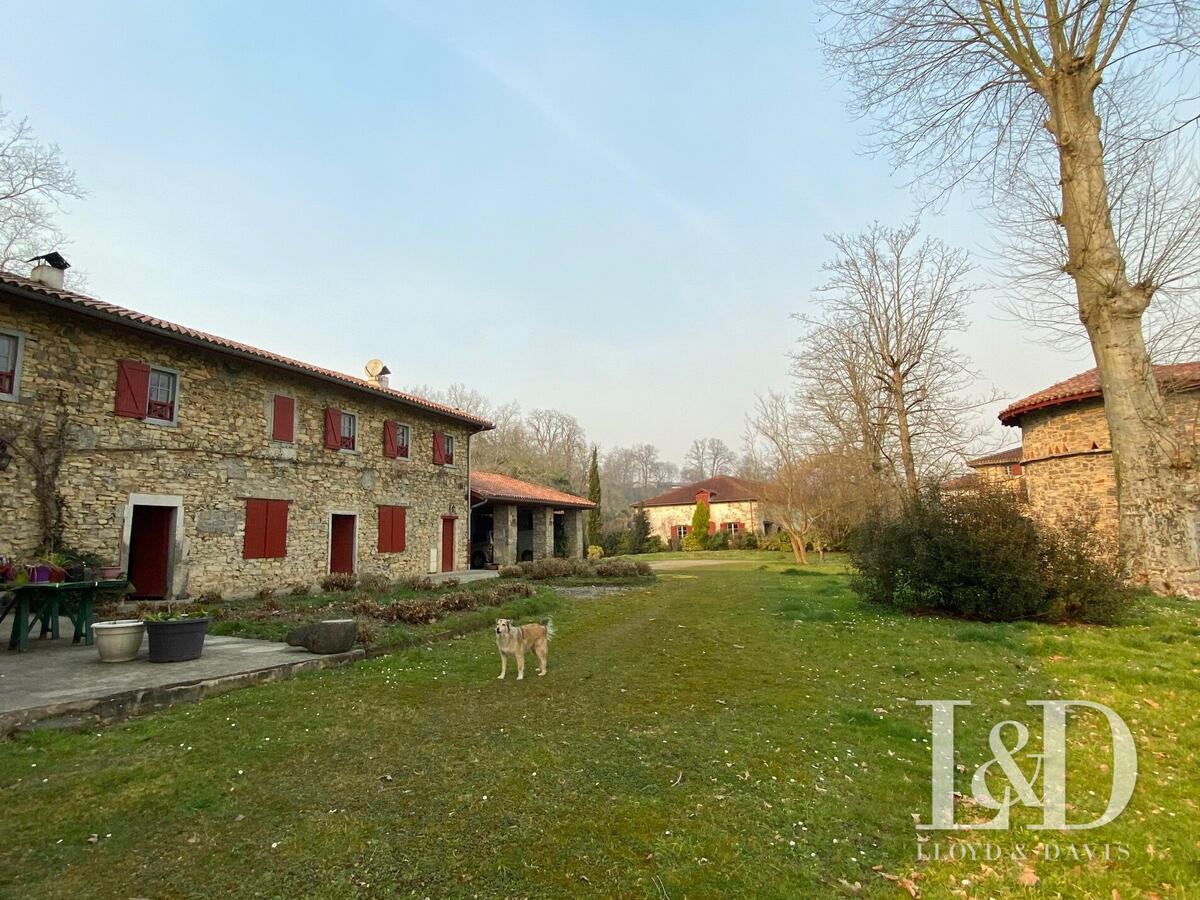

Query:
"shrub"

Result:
[[290, 584, 310, 597], [642, 535, 664, 553], [357, 573, 390, 593], [600, 531, 625, 558], [587, 545, 604, 560], [849, 487, 1133, 624], [440, 576, 460, 588], [403, 575, 435, 592], [321, 573, 357, 593], [499, 565, 524, 578], [253, 587, 274, 603], [198, 588, 224, 604], [739, 532, 759, 550], [706, 531, 730, 551]]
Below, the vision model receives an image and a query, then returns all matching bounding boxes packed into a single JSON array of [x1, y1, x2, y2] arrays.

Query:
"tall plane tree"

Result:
[[823, 2, 1200, 596]]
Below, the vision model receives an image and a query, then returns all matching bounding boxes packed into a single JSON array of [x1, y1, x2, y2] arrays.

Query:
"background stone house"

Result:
[[999, 363, 1200, 549], [468, 471, 592, 567], [0, 264, 492, 599], [634, 475, 763, 543], [943, 446, 1025, 497]]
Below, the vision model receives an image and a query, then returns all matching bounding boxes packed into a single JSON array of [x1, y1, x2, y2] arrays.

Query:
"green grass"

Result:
[[2, 561, 1197, 897]]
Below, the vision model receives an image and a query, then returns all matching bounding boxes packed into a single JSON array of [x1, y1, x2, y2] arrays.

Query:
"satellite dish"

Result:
[[365, 358, 387, 378]]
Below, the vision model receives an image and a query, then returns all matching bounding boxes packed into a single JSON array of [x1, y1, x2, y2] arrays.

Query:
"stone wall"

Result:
[[0, 292, 478, 596], [1018, 389, 1200, 552], [643, 500, 761, 542]]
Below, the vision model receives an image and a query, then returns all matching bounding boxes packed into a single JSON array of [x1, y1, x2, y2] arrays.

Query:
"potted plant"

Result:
[[142, 608, 212, 663], [92, 619, 146, 663]]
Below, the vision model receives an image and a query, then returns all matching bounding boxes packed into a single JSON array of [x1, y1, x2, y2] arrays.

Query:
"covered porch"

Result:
[[468, 472, 594, 569]]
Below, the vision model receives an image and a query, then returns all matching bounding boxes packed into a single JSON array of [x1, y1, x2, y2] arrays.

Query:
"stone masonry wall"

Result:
[[1019, 390, 1199, 553], [0, 292, 477, 597], [643, 500, 761, 542]]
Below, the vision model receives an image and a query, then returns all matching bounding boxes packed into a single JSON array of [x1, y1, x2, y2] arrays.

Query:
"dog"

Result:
[[495, 616, 554, 680]]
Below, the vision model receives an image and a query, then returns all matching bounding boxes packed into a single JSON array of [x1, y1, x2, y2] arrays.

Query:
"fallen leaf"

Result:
[[1143, 698, 1161, 709], [1018, 867, 1039, 887]]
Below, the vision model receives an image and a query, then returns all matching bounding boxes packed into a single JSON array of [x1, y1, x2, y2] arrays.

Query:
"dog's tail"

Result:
[[541, 616, 555, 638]]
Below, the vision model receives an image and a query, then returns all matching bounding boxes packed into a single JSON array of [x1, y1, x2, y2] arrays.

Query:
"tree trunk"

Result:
[[892, 367, 919, 495], [1043, 63, 1200, 598], [787, 528, 808, 564]]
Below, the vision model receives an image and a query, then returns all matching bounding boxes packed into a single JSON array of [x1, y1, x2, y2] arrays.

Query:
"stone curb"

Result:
[[0, 648, 365, 738]]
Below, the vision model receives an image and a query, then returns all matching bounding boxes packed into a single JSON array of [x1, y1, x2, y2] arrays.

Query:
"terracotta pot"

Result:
[[93, 620, 146, 663], [98, 567, 124, 580]]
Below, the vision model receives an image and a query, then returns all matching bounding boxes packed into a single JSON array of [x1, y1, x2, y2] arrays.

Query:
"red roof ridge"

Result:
[[471, 471, 595, 508], [999, 362, 1200, 426], [0, 269, 494, 429]]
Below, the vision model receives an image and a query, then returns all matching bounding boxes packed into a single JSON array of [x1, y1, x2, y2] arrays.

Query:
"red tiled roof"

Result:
[[0, 269, 494, 430], [942, 473, 980, 491], [967, 446, 1022, 468], [999, 362, 1200, 426], [635, 475, 759, 508], [470, 471, 595, 508]]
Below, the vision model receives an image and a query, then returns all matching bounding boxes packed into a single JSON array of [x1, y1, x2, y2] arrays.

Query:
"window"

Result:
[[377, 505, 407, 553], [383, 420, 410, 459], [444, 435, 455, 465], [115, 359, 179, 423], [723, 522, 742, 534], [146, 368, 178, 423], [340, 412, 357, 451], [243, 499, 289, 559], [271, 395, 295, 443], [0, 331, 21, 400], [432, 430, 454, 465], [675, 525, 690, 539]]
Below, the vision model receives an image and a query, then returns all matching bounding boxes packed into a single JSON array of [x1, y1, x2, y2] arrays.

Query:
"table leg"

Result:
[[11, 596, 30, 651]]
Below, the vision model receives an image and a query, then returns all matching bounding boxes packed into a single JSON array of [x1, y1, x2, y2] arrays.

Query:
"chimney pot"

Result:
[[27, 252, 70, 290]]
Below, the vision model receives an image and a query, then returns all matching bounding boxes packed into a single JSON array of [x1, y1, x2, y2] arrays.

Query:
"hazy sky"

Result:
[[1, 1, 1094, 464]]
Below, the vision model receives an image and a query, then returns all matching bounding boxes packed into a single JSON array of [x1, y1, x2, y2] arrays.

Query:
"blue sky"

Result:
[[0, 1, 1090, 463]]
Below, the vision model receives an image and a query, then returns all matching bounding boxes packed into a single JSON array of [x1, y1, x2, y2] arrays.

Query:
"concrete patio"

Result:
[[0, 621, 363, 736]]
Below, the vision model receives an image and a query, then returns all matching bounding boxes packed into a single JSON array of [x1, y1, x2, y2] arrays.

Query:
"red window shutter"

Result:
[[377, 505, 393, 552], [393, 506, 406, 552], [114, 359, 150, 418], [265, 500, 289, 558], [738, 522, 746, 531], [243, 499, 268, 559], [707, 520, 716, 535], [272, 395, 295, 442], [432, 430, 445, 465], [383, 420, 398, 459], [324, 407, 341, 449]]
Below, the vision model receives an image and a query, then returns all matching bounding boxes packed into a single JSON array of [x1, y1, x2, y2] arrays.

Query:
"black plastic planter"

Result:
[[145, 617, 211, 663]]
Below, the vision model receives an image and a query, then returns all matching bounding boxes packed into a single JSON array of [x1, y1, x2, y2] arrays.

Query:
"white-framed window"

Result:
[[724, 522, 741, 534], [675, 525, 689, 539], [145, 366, 179, 424], [0, 330, 22, 401], [396, 423, 411, 459], [340, 411, 357, 451], [443, 434, 455, 465]]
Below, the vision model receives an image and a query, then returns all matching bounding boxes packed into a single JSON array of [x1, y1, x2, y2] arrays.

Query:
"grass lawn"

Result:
[[2, 560, 1197, 897]]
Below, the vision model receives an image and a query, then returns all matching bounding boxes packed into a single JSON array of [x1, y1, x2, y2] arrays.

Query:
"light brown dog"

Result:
[[495, 616, 554, 680]]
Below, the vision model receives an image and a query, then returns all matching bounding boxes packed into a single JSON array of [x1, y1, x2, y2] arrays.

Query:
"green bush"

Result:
[[739, 532, 759, 550], [600, 530, 626, 558], [848, 488, 1133, 623], [642, 535, 665, 553], [706, 530, 730, 551]]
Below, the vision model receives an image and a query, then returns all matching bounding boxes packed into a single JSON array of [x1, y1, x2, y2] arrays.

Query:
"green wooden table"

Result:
[[1, 580, 129, 652]]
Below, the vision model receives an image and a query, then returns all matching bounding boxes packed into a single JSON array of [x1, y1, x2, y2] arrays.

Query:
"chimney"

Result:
[[364, 359, 392, 388], [27, 252, 70, 290]]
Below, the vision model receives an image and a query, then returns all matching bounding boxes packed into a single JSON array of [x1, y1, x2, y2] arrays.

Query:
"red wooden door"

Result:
[[128, 505, 173, 599], [441, 517, 456, 573], [330, 514, 356, 574]]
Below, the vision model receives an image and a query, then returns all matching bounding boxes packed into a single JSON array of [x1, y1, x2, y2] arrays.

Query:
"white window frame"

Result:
[[0, 329, 24, 402], [395, 422, 411, 460], [339, 411, 358, 453], [145, 365, 181, 426], [443, 434, 455, 466]]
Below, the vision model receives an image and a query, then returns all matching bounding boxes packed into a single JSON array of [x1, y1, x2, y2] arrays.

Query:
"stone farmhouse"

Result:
[[468, 471, 594, 568], [998, 363, 1200, 549], [634, 475, 764, 544], [943, 446, 1025, 496], [0, 259, 585, 600]]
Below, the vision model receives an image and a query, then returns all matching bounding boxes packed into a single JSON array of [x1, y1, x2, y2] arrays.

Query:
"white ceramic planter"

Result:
[[93, 620, 146, 663]]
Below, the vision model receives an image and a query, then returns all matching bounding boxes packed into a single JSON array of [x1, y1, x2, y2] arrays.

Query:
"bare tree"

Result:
[[0, 104, 83, 273], [799, 222, 991, 496], [682, 437, 737, 481], [822, 2, 1200, 595]]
